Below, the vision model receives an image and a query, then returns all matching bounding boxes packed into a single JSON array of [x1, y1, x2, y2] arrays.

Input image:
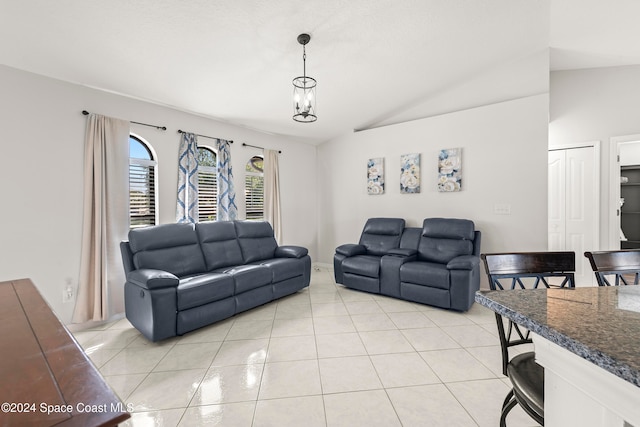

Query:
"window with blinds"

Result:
[[245, 155, 264, 220], [197, 147, 217, 222], [129, 135, 157, 228]]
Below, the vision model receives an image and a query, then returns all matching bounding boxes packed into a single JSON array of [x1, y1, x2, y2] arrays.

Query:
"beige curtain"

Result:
[[264, 149, 282, 242], [73, 114, 130, 323]]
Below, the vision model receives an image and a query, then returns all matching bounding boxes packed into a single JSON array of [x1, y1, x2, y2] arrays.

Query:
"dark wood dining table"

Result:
[[0, 278, 130, 427]]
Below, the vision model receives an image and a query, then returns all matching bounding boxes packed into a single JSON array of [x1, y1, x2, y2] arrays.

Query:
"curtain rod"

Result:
[[242, 142, 281, 153], [178, 129, 233, 143], [82, 110, 166, 131]]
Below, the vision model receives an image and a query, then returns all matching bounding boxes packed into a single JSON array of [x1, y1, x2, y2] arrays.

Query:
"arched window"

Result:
[[197, 146, 217, 222], [245, 155, 264, 220], [129, 135, 157, 228]]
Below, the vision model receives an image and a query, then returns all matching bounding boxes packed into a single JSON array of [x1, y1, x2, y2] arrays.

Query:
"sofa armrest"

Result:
[[336, 244, 367, 257], [128, 269, 180, 290], [275, 245, 309, 259], [387, 248, 418, 257], [446, 255, 480, 271]]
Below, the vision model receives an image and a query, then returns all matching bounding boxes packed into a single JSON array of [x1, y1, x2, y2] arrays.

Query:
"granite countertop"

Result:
[[475, 286, 640, 388]]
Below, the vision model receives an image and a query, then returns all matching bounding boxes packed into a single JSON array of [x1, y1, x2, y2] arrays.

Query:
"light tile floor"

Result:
[[74, 268, 540, 426]]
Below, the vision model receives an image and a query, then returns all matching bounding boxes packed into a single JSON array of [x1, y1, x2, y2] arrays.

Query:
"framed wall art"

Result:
[[400, 153, 420, 193], [438, 148, 462, 192], [367, 157, 385, 195]]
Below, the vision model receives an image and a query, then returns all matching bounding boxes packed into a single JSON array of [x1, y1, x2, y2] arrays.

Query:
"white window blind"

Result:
[[129, 158, 156, 228], [198, 167, 217, 222], [245, 155, 264, 220], [129, 135, 157, 228], [245, 175, 264, 220], [197, 147, 217, 222]]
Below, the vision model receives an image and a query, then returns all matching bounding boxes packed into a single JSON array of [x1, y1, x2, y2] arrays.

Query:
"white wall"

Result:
[[316, 94, 550, 269], [0, 65, 317, 324], [550, 65, 640, 248]]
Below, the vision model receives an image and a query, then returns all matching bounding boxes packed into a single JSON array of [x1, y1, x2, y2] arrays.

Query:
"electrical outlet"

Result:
[[62, 278, 74, 303]]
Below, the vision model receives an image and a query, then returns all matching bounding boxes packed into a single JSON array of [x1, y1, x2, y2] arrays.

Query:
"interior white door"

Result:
[[548, 146, 597, 286]]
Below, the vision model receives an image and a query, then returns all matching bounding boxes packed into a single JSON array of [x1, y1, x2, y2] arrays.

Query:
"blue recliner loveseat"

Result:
[[334, 217, 481, 311], [120, 220, 311, 341]]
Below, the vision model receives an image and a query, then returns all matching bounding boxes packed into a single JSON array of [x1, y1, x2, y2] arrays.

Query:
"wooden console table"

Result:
[[0, 279, 130, 426]]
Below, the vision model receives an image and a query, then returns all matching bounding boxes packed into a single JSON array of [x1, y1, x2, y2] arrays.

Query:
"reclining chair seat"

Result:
[[400, 262, 449, 289], [177, 273, 234, 311], [215, 264, 272, 294], [258, 257, 307, 283], [342, 255, 383, 278], [333, 218, 406, 289]]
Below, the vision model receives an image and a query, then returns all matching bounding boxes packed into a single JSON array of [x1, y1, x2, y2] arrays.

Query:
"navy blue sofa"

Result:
[[334, 218, 481, 311], [120, 221, 311, 341]]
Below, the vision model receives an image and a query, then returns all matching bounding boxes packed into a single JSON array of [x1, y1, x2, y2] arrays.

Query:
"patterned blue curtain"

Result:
[[176, 132, 199, 223], [216, 138, 238, 221]]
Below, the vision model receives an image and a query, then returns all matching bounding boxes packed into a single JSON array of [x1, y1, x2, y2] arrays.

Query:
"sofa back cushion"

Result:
[[128, 223, 206, 277], [235, 221, 278, 263], [196, 222, 244, 270], [359, 218, 405, 256], [399, 227, 422, 251], [418, 218, 475, 264]]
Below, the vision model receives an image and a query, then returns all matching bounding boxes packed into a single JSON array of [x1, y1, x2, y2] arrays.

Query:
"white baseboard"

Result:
[[67, 312, 126, 332]]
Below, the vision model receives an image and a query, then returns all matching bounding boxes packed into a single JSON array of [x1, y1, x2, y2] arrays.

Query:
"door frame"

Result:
[[609, 134, 640, 249]]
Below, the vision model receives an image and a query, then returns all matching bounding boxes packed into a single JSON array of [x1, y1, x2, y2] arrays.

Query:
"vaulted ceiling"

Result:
[[1, 1, 639, 144]]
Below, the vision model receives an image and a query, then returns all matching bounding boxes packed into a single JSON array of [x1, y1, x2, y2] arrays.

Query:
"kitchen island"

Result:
[[476, 286, 640, 427]]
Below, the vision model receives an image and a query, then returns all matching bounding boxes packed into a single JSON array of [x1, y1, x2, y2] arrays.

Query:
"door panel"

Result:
[[548, 151, 565, 251], [549, 147, 597, 286]]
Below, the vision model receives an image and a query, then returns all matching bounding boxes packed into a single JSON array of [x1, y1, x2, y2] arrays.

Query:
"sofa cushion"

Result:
[[423, 218, 475, 240], [342, 255, 382, 278], [177, 273, 235, 311], [419, 239, 474, 264], [129, 223, 206, 277], [216, 264, 272, 294], [400, 262, 450, 290], [418, 218, 475, 264], [196, 221, 244, 270], [258, 258, 305, 283], [399, 227, 422, 251], [359, 218, 405, 256], [235, 221, 278, 263]]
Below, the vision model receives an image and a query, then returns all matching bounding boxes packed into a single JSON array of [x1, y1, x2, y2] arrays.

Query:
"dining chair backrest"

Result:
[[481, 251, 576, 374], [584, 250, 640, 286]]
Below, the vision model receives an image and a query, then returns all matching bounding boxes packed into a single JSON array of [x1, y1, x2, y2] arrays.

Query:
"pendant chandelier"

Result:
[[293, 33, 317, 122]]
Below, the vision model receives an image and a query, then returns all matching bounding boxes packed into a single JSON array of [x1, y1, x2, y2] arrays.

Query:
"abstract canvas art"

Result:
[[438, 148, 462, 192], [400, 153, 420, 193], [367, 157, 385, 195]]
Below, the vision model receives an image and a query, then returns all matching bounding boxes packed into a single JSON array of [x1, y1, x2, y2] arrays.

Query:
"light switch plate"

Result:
[[494, 204, 511, 215]]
